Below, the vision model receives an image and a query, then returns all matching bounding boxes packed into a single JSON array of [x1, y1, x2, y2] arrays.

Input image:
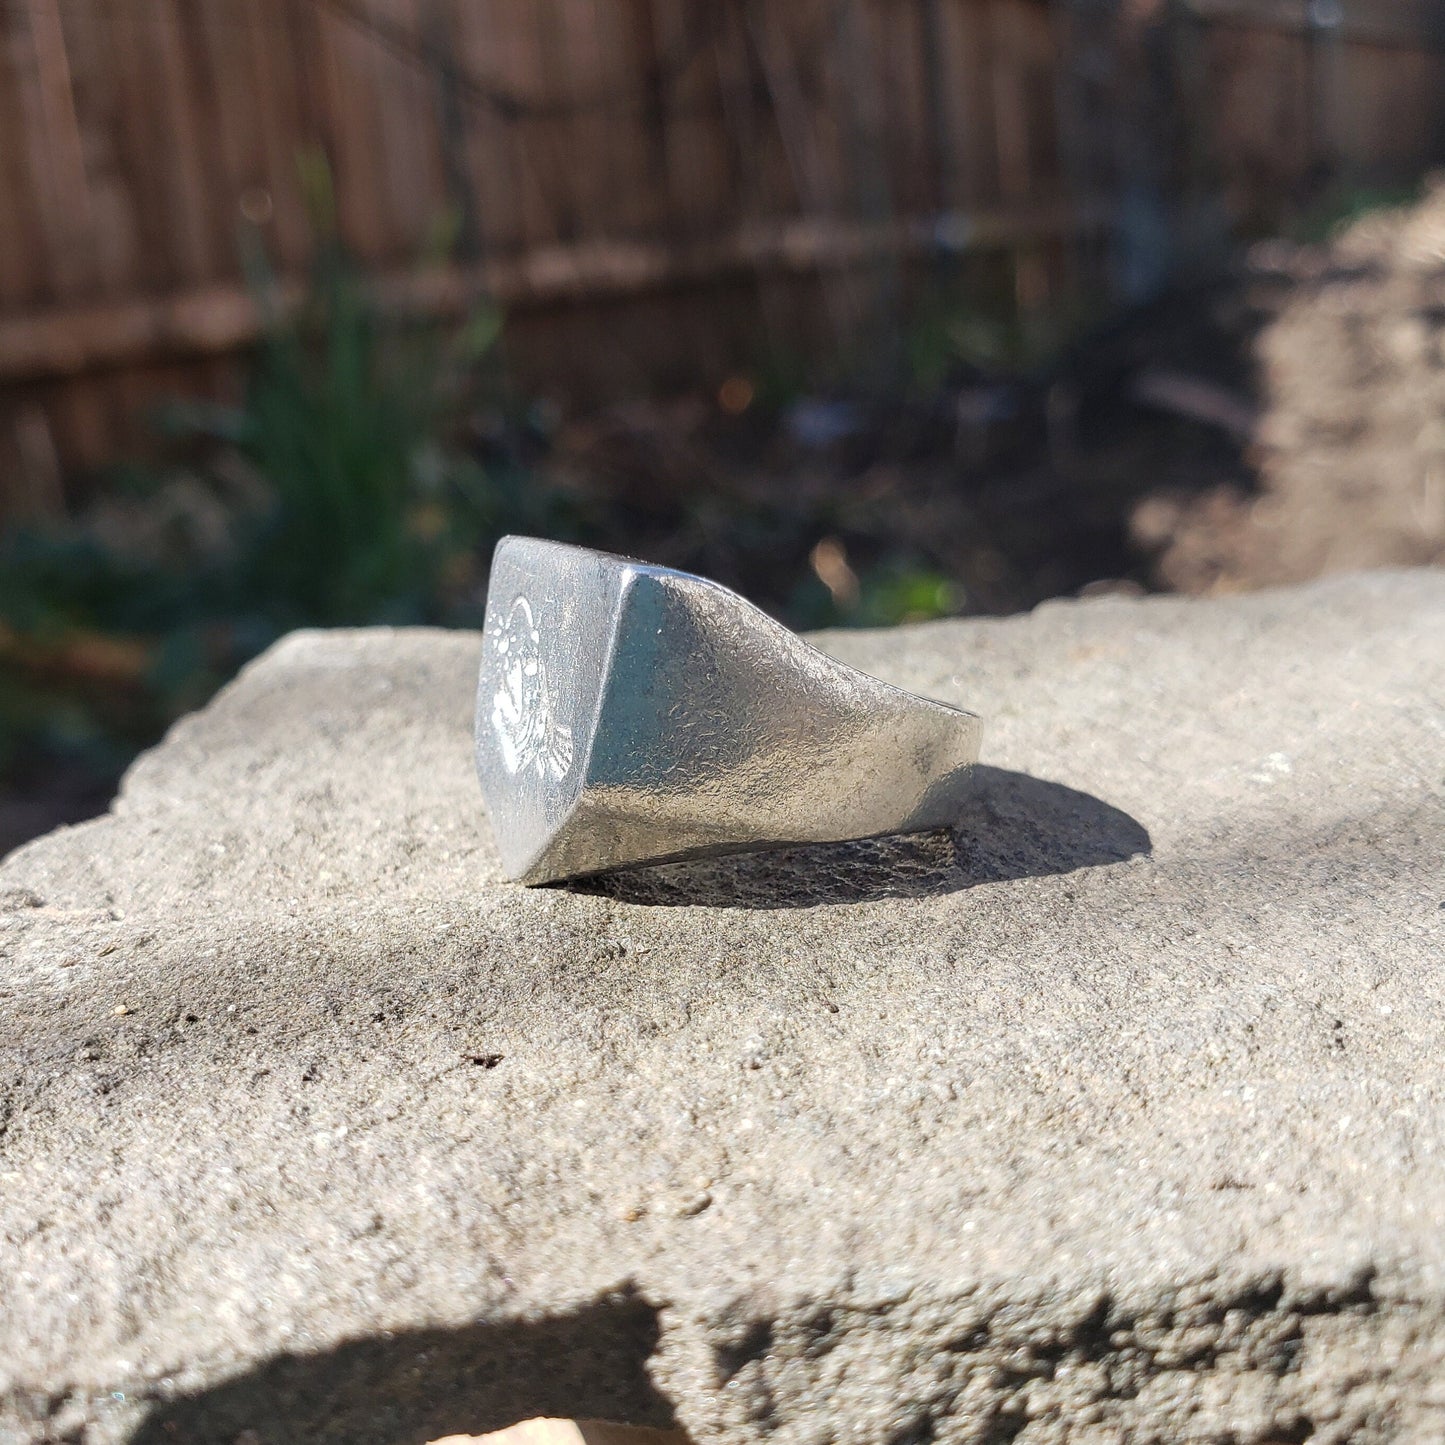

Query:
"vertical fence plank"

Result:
[[951, 0, 1003, 204], [13, 0, 96, 300], [604, 0, 666, 241], [104, 3, 174, 296], [195, 0, 268, 254], [444, 0, 514, 256], [1337, 40, 1441, 180], [560, 0, 613, 238], [1203, 22, 1311, 227], [152, 0, 227, 283], [371, 0, 446, 258], [240, 0, 313, 272], [0, 14, 49, 307], [313, 0, 394, 261], [989, 0, 1033, 206], [495, 0, 560, 250], [58, 1, 141, 299], [884, 0, 935, 216]]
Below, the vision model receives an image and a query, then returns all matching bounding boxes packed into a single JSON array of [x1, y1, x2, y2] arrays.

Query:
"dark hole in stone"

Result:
[[1270, 1416, 1317, 1443], [889, 1414, 937, 1445], [987, 1404, 1030, 1444], [714, 1318, 775, 1381]]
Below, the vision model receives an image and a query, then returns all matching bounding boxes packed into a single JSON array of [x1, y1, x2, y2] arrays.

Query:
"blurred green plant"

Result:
[[853, 561, 958, 626], [216, 230, 506, 628], [1289, 181, 1424, 246], [787, 539, 960, 631], [903, 251, 1123, 395], [0, 217, 539, 808], [907, 286, 1102, 391]]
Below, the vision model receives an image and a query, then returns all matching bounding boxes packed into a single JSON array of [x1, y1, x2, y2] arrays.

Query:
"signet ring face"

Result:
[[475, 536, 983, 884]]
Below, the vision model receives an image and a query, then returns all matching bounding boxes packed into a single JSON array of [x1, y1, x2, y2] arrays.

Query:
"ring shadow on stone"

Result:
[[568, 765, 1151, 909]]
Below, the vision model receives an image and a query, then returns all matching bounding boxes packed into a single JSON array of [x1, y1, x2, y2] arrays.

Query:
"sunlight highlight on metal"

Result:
[[475, 536, 984, 885]]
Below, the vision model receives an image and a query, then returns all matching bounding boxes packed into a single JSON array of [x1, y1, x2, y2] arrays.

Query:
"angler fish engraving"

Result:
[[489, 596, 574, 781]]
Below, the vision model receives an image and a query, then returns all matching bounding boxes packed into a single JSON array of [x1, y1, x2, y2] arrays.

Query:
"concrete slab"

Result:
[[1, 569, 1442, 1444]]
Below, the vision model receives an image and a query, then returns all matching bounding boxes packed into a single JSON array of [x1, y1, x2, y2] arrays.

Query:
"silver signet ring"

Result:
[[475, 536, 984, 885]]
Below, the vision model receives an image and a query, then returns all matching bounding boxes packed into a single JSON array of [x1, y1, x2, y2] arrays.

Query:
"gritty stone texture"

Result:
[[2, 569, 1444, 1445]]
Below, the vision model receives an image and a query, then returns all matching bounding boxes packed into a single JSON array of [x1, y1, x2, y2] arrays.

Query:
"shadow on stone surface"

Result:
[[572, 766, 1151, 909], [127, 1292, 671, 1445]]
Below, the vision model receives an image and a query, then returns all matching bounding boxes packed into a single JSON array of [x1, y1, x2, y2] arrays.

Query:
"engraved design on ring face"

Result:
[[490, 596, 575, 781]]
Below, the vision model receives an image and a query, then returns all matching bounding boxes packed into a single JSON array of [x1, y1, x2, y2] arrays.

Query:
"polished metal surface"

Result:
[[474, 536, 984, 884]]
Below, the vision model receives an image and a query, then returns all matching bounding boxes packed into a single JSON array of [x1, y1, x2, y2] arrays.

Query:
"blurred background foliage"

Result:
[[0, 257, 1052, 826], [3, 0, 1445, 849], [0, 222, 523, 812], [0, 174, 1429, 840]]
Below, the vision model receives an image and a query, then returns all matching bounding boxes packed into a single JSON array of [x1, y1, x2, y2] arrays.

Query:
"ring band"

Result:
[[475, 536, 983, 884]]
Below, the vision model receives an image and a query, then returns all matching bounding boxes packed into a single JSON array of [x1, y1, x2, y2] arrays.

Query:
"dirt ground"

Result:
[[1136, 181, 1445, 594]]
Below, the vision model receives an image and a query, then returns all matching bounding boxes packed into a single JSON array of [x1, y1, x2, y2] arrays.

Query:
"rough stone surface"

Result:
[[1, 569, 1443, 1445]]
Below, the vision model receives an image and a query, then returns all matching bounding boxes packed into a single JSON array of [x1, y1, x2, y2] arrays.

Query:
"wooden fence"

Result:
[[2, 0, 1445, 515]]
